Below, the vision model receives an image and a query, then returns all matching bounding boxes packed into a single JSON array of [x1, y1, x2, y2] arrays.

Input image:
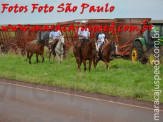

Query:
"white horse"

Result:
[[54, 36, 65, 63]]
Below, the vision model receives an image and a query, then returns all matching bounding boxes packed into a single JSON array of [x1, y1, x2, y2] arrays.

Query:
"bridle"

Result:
[[110, 41, 116, 54], [56, 37, 64, 54], [56, 47, 64, 52]]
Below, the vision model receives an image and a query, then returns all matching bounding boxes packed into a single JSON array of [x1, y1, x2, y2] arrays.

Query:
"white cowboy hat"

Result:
[[81, 20, 87, 24]]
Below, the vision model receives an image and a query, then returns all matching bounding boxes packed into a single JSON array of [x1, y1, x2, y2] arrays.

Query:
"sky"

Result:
[[0, 0, 162, 25]]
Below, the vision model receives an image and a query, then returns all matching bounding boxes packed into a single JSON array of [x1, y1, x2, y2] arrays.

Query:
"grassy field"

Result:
[[0, 51, 162, 102]]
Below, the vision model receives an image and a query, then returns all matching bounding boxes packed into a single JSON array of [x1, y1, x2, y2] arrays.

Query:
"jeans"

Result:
[[81, 39, 89, 48]]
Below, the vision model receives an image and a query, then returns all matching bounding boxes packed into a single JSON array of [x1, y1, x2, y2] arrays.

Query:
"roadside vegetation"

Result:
[[0, 50, 162, 102]]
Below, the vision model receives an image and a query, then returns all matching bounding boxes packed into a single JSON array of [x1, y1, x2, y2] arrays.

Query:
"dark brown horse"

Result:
[[96, 41, 116, 69], [73, 40, 96, 72], [26, 40, 46, 64]]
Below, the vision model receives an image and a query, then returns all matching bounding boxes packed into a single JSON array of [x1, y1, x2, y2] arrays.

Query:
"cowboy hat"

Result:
[[99, 28, 104, 31], [81, 20, 87, 24]]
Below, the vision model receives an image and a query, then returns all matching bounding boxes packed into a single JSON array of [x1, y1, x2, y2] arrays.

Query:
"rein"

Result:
[[56, 47, 64, 52], [55, 38, 64, 54]]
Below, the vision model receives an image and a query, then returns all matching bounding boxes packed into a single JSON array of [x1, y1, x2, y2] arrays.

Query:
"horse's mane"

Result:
[[38, 39, 45, 44], [87, 40, 96, 49], [103, 41, 112, 49]]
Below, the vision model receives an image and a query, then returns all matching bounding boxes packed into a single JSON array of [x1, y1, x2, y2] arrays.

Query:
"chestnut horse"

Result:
[[26, 40, 46, 64], [73, 40, 96, 72], [96, 41, 116, 69]]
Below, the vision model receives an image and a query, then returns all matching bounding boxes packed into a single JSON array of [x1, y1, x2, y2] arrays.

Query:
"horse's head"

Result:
[[110, 41, 117, 54], [59, 36, 65, 45]]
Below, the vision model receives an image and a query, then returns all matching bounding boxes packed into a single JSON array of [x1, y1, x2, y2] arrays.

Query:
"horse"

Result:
[[95, 41, 116, 69], [26, 39, 47, 64], [73, 39, 96, 72], [0, 42, 3, 54], [49, 36, 65, 63]]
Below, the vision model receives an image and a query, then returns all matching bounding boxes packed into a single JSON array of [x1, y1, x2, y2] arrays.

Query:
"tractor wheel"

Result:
[[130, 41, 143, 62], [148, 48, 163, 65], [148, 49, 155, 65]]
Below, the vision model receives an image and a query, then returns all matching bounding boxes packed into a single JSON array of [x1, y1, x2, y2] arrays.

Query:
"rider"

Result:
[[96, 29, 108, 58], [77, 20, 90, 52], [37, 31, 49, 47], [49, 28, 62, 51]]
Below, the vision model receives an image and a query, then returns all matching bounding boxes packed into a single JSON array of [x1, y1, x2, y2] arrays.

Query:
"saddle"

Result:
[[50, 39, 59, 50]]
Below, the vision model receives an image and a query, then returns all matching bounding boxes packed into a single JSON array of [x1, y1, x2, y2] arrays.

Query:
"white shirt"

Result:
[[78, 27, 90, 39], [98, 33, 105, 42], [49, 30, 62, 39]]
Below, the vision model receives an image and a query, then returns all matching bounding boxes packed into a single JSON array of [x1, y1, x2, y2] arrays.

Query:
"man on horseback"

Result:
[[77, 20, 90, 54], [49, 28, 62, 51], [73, 20, 96, 72], [37, 31, 49, 45], [96, 29, 108, 59]]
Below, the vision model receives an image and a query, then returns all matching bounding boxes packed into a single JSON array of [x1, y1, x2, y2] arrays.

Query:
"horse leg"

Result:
[[52, 49, 56, 61], [59, 55, 61, 63], [49, 50, 51, 61], [83, 59, 87, 72], [106, 59, 111, 69], [56, 54, 59, 63], [93, 58, 96, 69], [106, 64, 109, 69], [29, 53, 33, 64], [102, 57, 110, 70], [60, 54, 63, 63], [76, 57, 81, 71], [36, 54, 39, 63], [95, 58, 100, 67], [79, 60, 82, 71], [26, 52, 29, 61], [41, 54, 44, 63], [53, 53, 56, 61], [89, 60, 92, 72]]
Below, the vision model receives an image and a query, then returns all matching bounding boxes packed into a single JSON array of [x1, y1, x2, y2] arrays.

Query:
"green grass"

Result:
[[0, 51, 162, 102]]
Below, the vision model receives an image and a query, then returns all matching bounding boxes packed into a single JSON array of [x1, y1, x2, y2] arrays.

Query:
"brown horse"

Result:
[[73, 40, 96, 72], [96, 41, 116, 69], [26, 40, 46, 64]]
